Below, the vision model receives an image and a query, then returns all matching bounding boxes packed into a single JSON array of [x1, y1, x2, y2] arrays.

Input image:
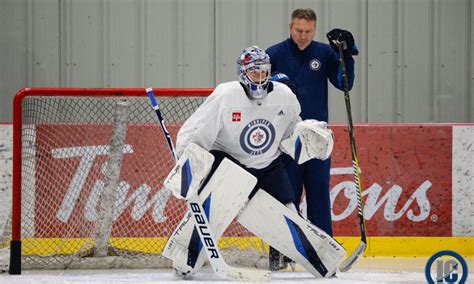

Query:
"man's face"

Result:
[[246, 67, 270, 84], [290, 18, 316, 50]]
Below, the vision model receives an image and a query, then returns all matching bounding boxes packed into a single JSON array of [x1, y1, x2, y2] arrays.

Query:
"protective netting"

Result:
[[3, 90, 268, 271]]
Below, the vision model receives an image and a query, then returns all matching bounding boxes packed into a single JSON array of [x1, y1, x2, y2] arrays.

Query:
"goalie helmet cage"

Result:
[[6, 88, 267, 274]]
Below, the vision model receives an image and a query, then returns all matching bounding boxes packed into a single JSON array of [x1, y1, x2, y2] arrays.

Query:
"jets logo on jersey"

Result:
[[239, 119, 275, 156], [232, 111, 241, 122], [309, 59, 321, 71]]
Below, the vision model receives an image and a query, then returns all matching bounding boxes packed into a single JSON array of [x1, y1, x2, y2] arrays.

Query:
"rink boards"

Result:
[[5, 123, 474, 257], [18, 236, 474, 257]]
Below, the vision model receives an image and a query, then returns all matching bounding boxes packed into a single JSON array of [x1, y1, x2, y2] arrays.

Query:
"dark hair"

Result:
[[290, 8, 317, 27]]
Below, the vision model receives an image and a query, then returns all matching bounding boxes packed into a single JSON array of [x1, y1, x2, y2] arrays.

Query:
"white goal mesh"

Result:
[[2, 88, 267, 273]]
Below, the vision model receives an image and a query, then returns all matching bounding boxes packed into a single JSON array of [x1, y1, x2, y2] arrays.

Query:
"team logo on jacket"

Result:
[[309, 59, 321, 70], [240, 119, 276, 156]]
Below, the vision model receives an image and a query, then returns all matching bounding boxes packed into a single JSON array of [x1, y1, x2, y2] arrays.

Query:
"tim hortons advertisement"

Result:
[[33, 124, 452, 237], [329, 125, 451, 236]]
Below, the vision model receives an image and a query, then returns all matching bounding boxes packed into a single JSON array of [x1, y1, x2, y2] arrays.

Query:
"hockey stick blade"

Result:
[[146, 87, 271, 281], [338, 240, 366, 272]]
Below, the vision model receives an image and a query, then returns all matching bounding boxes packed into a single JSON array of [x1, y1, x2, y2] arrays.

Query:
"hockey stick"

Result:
[[146, 88, 271, 281], [332, 42, 367, 272]]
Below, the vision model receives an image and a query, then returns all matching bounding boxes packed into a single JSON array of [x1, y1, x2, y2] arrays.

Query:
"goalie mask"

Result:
[[237, 46, 271, 100]]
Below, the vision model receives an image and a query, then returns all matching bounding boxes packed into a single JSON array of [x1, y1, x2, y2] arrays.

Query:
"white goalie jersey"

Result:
[[176, 81, 301, 169]]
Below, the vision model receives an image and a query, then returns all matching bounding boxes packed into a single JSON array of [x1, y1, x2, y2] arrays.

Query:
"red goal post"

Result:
[[8, 88, 266, 274]]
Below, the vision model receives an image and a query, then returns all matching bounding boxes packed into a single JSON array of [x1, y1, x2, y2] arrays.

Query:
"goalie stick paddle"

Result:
[[332, 42, 367, 272], [145, 88, 271, 281]]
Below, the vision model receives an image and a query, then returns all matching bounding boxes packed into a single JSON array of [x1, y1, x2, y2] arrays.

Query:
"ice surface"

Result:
[[1, 257, 472, 284]]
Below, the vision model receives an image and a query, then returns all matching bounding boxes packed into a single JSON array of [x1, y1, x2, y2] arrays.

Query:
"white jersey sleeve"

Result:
[[175, 86, 224, 158]]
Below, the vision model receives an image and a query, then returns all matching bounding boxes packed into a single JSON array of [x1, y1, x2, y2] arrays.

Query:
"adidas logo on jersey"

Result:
[[277, 110, 284, 116]]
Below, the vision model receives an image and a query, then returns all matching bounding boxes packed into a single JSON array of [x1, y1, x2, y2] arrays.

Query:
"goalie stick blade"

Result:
[[338, 241, 366, 272], [226, 266, 272, 282]]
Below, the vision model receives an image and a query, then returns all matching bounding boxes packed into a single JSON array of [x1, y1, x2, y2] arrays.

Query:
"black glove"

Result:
[[326, 28, 359, 56]]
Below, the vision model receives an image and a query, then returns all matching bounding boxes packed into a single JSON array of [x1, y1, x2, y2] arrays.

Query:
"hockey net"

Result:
[[2, 88, 267, 273]]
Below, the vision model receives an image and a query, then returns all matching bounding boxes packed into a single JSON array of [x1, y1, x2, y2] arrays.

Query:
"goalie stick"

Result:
[[332, 41, 367, 272], [145, 88, 271, 281]]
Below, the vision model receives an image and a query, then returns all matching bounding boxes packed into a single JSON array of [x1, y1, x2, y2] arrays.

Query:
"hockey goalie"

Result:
[[161, 46, 345, 280]]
